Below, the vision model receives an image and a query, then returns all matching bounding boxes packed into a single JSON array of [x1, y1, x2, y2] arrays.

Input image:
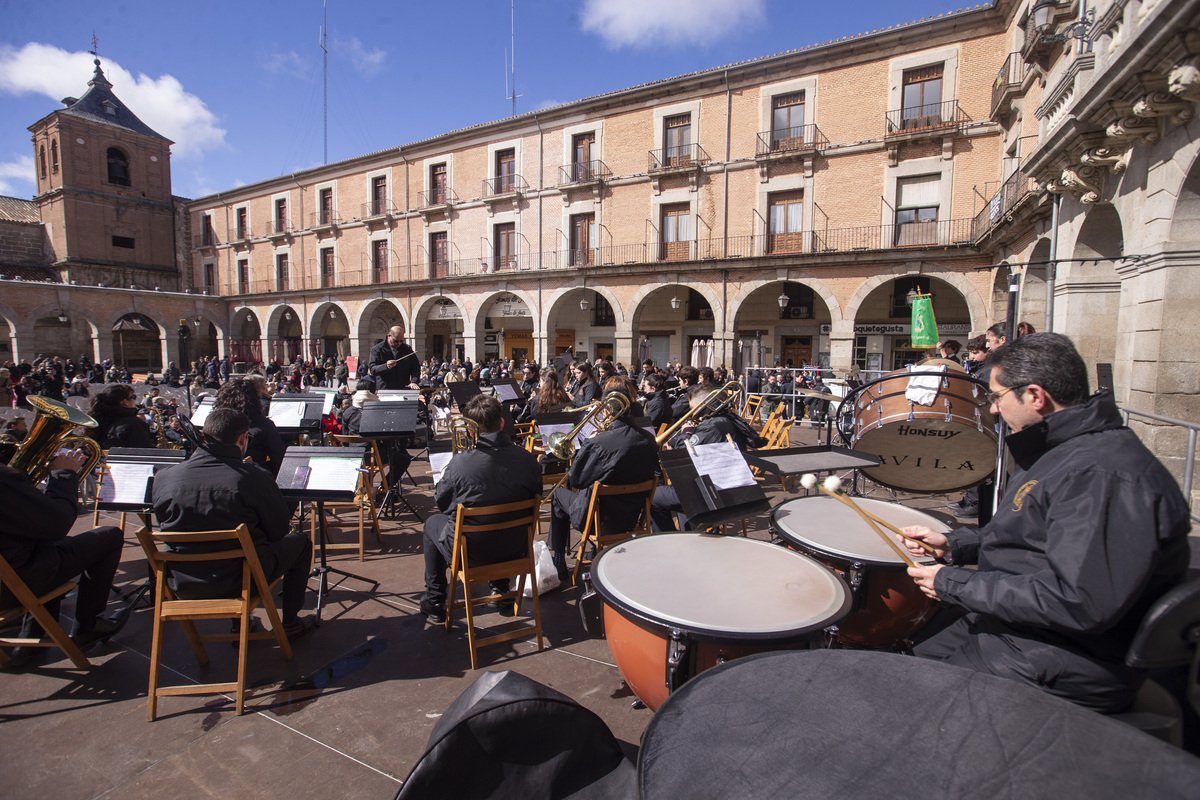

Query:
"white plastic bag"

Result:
[[523, 539, 561, 597]]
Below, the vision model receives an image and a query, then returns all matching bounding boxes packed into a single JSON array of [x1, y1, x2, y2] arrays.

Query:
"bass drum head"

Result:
[[771, 495, 947, 566], [592, 534, 850, 641], [854, 420, 997, 493]]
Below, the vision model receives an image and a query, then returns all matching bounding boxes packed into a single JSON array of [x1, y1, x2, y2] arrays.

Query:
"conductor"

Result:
[[369, 326, 419, 390]]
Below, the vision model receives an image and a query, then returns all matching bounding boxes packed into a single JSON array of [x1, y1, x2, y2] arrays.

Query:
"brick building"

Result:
[[1, 0, 1199, 461]]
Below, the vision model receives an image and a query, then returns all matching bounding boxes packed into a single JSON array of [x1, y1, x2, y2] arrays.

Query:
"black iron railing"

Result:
[[558, 160, 611, 185], [885, 99, 967, 136], [648, 143, 709, 172], [991, 53, 1025, 117], [755, 124, 829, 156]]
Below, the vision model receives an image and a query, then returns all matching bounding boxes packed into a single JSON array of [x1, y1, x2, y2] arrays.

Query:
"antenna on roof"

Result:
[[321, 0, 328, 164], [89, 32, 99, 59], [504, 0, 523, 117]]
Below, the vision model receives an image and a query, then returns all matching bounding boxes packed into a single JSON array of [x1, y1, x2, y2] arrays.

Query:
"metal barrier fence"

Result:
[[1122, 408, 1200, 524]]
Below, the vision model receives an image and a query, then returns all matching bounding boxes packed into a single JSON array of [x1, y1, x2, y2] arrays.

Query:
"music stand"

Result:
[[189, 396, 216, 427], [269, 395, 326, 443], [95, 447, 187, 621], [277, 444, 379, 623], [659, 447, 770, 531], [359, 400, 423, 522], [743, 446, 882, 479], [490, 378, 524, 406], [446, 380, 482, 411]]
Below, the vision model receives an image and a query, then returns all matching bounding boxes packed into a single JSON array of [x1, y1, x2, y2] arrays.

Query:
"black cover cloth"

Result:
[[396, 670, 635, 800], [639, 650, 1200, 800]]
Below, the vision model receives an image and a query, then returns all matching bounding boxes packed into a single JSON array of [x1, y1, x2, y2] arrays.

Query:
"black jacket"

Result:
[[435, 430, 542, 563], [669, 411, 763, 451], [643, 391, 673, 430], [97, 406, 156, 450], [933, 392, 1192, 711], [573, 380, 601, 408], [564, 418, 658, 533], [0, 466, 79, 584], [368, 340, 419, 390], [151, 441, 292, 597], [246, 415, 286, 476]]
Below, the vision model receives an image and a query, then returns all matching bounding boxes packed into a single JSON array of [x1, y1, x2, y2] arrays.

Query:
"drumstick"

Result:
[[859, 510, 937, 556], [815, 485, 919, 569]]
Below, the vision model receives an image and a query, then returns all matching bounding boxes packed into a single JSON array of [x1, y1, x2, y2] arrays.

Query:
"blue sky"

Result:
[[0, 0, 977, 199]]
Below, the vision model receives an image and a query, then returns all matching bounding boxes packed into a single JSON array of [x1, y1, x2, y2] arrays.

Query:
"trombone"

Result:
[[541, 390, 631, 501], [450, 417, 479, 453], [655, 381, 743, 448]]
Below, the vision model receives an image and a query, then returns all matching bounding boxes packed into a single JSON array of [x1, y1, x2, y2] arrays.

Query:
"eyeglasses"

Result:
[[986, 384, 1027, 404]]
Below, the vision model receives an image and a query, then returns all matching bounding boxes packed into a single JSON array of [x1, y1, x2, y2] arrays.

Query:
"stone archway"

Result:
[[355, 298, 406, 363], [230, 307, 263, 365], [1058, 205, 1123, 366], [848, 275, 974, 373], [729, 279, 838, 372], [110, 312, 164, 371]]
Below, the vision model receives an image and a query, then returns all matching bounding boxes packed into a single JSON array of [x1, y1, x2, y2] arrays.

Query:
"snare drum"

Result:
[[591, 533, 850, 711], [771, 495, 947, 648], [850, 368, 996, 493]]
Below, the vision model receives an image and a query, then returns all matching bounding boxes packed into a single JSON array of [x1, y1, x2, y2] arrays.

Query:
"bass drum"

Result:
[[848, 368, 996, 494], [591, 533, 850, 711], [771, 495, 946, 648]]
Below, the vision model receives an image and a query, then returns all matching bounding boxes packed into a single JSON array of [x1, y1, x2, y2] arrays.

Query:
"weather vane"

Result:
[[89, 32, 99, 58]]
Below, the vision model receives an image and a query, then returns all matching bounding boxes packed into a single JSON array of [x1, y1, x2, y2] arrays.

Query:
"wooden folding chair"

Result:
[[0, 554, 90, 669], [314, 434, 384, 560], [740, 394, 763, 423], [573, 476, 657, 586], [444, 497, 543, 670], [137, 523, 293, 720]]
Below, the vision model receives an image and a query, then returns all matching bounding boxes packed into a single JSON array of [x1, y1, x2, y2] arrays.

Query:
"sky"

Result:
[[0, 0, 978, 200]]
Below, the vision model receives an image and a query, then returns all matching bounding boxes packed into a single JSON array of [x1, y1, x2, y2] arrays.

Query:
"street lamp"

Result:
[[777, 290, 789, 310], [1031, 0, 1095, 41], [579, 291, 590, 312], [670, 295, 681, 311], [56, 310, 68, 324], [906, 288, 918, 306]]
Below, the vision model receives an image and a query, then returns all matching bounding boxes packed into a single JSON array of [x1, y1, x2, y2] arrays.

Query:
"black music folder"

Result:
[[447, 380, 482, 410], [659, 446, 770, 530], [359, 400, 419, 437], [276, 445, 367, 502]]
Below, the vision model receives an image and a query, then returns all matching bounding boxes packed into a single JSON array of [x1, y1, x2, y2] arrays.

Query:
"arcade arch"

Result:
[[729, 279, 838, 372], [849, 275, 974, 373]]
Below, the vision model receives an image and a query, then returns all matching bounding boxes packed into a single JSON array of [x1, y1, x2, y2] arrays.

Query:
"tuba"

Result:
[[450, 417, 479, 453], [5, 396, 103, 484]]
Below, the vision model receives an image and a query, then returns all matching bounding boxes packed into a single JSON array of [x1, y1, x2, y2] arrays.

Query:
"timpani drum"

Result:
[[591, 533, 851, 711], [847, 368, 996, 493], [770, 495, 947, 648]]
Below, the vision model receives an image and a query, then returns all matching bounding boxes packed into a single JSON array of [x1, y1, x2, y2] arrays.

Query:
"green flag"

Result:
[[910, 292, 938, 348]]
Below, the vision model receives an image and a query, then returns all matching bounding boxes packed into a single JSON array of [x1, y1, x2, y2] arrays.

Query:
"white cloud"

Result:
[[335, 35, 386, 77], [581, 0, 765, 48], [0, 155, 35, 197], [261, 51, 306, 76], [0, 43, 226, 162]]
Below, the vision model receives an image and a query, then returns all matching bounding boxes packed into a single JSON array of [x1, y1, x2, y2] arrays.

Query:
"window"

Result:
[[771, 92, 806, 150], [39, 146, 47, 180], [570, 213, 596, 266], [901, 64, 944, 130], [853, 335, 868, 371], [495, 149, 516, 193], [371, 176, 387, 215], [768, 191, 803, 253], [572, 133, 595, 181], [592, 294, 615, 327], [429, 163, 447, 204], [430, 231, 448, 278], [112, 235, 135, 249], [661, 203, 691, 261], [891, 276, 932, 318], [319, 188, 334, 225], [494, 222, 516, 269], [372, 239, 389, 283], [106, 147, 130, 186], [274, 198, 288, 233], [50, 140, 58, 174], [238, 259, 249, 295], [276, 253, 289, 291], [664, 114, 692, 166], [894, 175, 940, 246], [320, 247, 335, 288], [203, 263, 217, 293], [201, 215, 215, 247], [233, 208, 246, 240]]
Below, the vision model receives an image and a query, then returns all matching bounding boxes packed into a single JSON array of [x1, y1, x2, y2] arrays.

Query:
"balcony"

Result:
[[991, 53, 1026, 120], [884, 99, 967, 138], [264, 220, 292, 241], [232, 225, 250, 249], [558, 160, 610, 187], [755, 124, 829, 158], [972, 169, 1036, 242], [648, 143, 709, 173], [360, 201, 398, 228], [310, 210, 341, 237], [192, 230, 217, 251], [417, 188, 454, 220]]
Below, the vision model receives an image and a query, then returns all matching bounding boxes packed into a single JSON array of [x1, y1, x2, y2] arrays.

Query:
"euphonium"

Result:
[[450, 417, 479, 453], [545, 390, 631, 463], [5, 396, 103, 484], [655, 380, 744, 447]]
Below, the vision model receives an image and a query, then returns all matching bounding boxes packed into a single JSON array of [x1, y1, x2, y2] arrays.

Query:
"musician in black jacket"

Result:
[[152, 408, 312, 640], [670, 365, 701, 420], [89, 384, 156, 449], [368, 326, 419, 390], [418, 395, 542, 624], [641, 372, 673, 430], [651, 384, 765, 532], [548, 383, 657, 581], [214, 379, 285, 476], [0, 451, 124, 666]]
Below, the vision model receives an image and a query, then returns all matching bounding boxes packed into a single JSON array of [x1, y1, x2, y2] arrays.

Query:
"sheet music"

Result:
[[190, 399, 214, 426], [97, 463, 155, 504], [305, 457, 362, 492], [429, 451, 454, 486], [689, 441, 756, 490], [493, 383, 520, 402], [574, 419, 598, 442], [538, 423, 573, 439], [269, 402, 306, 427]]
